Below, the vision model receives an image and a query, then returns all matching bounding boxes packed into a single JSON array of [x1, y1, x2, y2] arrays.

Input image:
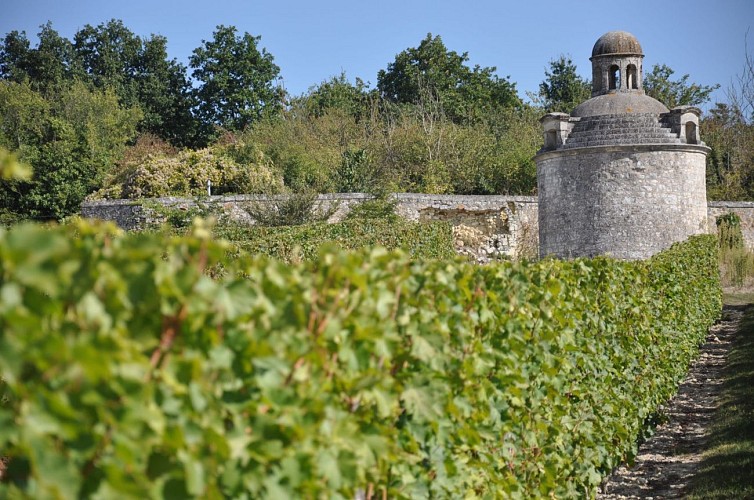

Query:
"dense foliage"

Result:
[[644, 64, 720, 110], [190, 25, 284, 140], [0, 219, 721, 498], [0, 80, 142, 218], [3, 18, 753, 221], [703, 102, 754, 201], [216, 218, 455, 263], [141, 197, 455, 263], [239, 101, 541, 195], [92, 142, 284, 200], [1, 20, 196, 145], [534, 55, 591, 113], [377, 33, 521, 124]]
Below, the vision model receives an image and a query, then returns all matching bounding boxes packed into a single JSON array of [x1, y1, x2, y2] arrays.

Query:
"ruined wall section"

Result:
[[82, 193, 539, 262]]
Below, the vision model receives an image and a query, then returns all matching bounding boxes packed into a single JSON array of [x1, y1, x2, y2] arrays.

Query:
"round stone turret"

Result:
[[535, 32, 710, 260]]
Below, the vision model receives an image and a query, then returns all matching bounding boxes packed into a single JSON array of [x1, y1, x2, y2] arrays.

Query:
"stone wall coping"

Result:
[[535, 142, 711, 160], [708, 201, 754, 209], [82, 195, 754, 212], [81, 193, 540, 209], [391, 193, 538, 204]]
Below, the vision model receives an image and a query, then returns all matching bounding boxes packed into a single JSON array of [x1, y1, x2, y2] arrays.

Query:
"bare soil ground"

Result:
[[597, 304, 744, 499]]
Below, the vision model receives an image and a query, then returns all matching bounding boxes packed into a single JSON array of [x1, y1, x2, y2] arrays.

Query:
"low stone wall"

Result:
[[81, 195, 754, 260], [81, 193, 539, 261], [708, 201, 754, 249]]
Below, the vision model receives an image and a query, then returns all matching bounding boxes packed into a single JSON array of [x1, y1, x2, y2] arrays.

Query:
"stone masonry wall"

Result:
[[81, 194, 754, 261], [537, 145, 709, 260], [708, 201, 754, 248], [81, 193, 539, 262], [394, 194, 539, 261]]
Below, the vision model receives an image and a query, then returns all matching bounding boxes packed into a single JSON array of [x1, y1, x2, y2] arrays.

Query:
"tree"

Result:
[[133, 35, 196, 146], [73, 19, 142, 104], [190, 25, 283, 135], [643, 64, 719, 109], [377, 34, 520, 123], [703, 38, 754, 201], [0, 81, 141, 218], [0, 23, 81, 93], [2, 20, 197, 146], [73, 19, 196, 145], [299, 72, 373, 119], [727, 33, 754, 123], [536, 55, 591, 113], [0, 30, 31, 82]]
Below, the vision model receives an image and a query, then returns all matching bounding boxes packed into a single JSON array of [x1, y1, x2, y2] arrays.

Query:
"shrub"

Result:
[[215, 216, 455, 262], [242, 190, 336, 227], [92, 144, 285, 199], [716, 212, 754, 288], [717, 212, 744, 250], [344, 197, 399, 221]]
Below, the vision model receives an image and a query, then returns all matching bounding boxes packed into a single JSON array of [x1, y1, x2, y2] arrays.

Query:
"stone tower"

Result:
[[535, 31, 710, 260]]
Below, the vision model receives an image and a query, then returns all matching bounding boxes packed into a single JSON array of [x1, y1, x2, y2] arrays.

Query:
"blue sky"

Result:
[[2, 0, 752, 109]]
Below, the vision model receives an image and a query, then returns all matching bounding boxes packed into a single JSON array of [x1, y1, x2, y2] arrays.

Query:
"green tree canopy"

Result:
[[643, 63, 719, 109], [536, 55, 591, 113], [299, 72, 373, 119], [132, 34, 196, 146], [73, 19, 196, 145], [190, 25, 283, 136], [377, 34, 520, 123], [0, 80, 141, 218], [703, 102, 754, 200], [1, 20, 197, 146], [73, 19, 142, 102], [0, 23, 80, 94]]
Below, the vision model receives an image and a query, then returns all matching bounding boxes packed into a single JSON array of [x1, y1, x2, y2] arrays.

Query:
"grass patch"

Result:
[[720, 246, 754, 289], [687, 303, 754, 499], [717, 212, 754, 290], [723, 291, 754, 307]]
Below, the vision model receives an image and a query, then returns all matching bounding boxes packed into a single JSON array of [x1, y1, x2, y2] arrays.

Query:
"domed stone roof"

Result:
[[591, 31, 643, 58], [571, 92, 668, 117]]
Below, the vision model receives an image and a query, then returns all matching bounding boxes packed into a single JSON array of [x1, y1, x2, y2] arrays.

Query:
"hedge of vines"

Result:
[[214, 218, 456, 263], [0, 220, 721, 498], [144, 200, 456, 263]]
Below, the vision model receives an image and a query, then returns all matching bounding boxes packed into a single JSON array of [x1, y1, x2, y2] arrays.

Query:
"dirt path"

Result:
[[597, 305, 744, 499]]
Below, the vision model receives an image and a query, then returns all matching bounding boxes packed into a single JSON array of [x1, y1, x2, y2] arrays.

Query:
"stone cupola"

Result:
[[590, 30, 644, 96]]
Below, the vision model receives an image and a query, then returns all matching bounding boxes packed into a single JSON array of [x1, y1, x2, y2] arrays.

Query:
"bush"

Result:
[[242, 190, 336, 227], [344, 197, 399, 221], [92, 144, 285, 199], [717, 212, 745, 250], [716, 212, 754, 288], [0, 221, 721, 498]]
